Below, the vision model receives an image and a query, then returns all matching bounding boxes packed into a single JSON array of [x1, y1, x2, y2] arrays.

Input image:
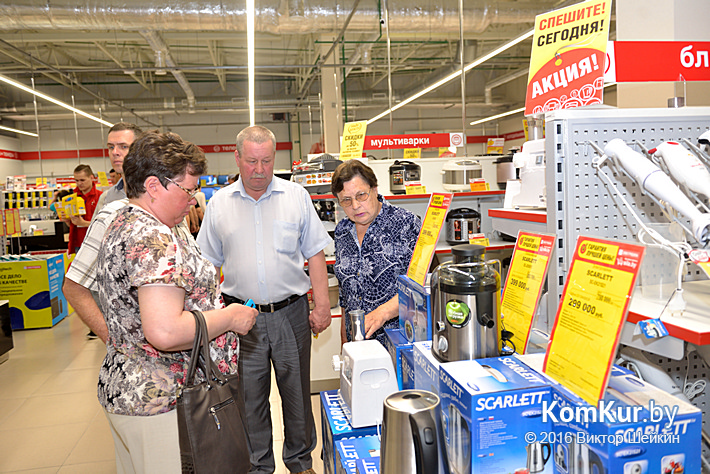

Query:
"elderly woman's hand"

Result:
[[225, 303, 258, 335], [364, 306, 391, 339]]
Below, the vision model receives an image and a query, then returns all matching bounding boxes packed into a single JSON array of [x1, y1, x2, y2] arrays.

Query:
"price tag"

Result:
[[543, 236, 645, 406], [4, 208, 21, 235], [405, 184, 426, 195], [403, 148, 421, 159], [688, 249, 710, 278], [407, 193, 453, 286], [339, 121, 368, 161], [469, 179, 489, 191], [501, 232, 555, 354], [486, 137, 505, 154], [468, 233, 489, 246]]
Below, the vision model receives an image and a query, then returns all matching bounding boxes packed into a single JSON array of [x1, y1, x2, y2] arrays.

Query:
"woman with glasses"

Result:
[[330, 160, 422, 345], [95, 131, 257, 472]]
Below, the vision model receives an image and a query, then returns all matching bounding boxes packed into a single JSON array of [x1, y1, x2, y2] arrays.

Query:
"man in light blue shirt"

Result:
[[197, 125, 331, 474]]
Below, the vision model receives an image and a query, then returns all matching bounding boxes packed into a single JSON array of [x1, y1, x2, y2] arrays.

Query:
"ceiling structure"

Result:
[[0, 0, 576, 133]]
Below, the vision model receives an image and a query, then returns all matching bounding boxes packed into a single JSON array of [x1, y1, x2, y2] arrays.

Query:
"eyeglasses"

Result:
[[338, 188, 371, 208], [165, 177, 199, 199]]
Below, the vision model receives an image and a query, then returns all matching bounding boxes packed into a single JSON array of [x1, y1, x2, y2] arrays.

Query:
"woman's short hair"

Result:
[[123, 130, 207, 199], [331, 160, 378, 195]]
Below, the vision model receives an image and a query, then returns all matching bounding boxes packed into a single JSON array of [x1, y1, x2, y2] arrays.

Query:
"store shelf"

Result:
[[488, 208, 547, 236], [310, 190, 506, 201], [626, 281, 710, 346]]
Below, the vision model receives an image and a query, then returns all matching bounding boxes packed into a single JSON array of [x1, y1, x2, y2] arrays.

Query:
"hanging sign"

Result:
[[339, 121, 368, 161], [364, 133, 463, 151], [543, 236, 644, 406], [501, 232, 555, 354], [486, 138, 505, 154], [407, 193, 453, 286], [525, 0, 612, 115]]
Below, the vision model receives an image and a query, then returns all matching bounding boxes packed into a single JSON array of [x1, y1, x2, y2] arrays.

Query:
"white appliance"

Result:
[[508, 138, 546, 209], [441, 159, 483, 192], [337, 340, 398, 428]]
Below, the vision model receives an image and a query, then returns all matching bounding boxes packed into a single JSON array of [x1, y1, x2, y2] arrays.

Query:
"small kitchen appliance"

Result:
[[380, 390, 444, 474], [445, 208, 481, 245], [336, 339, 398, 428], [441, 159, 483, 192], [526, 441, 551, 473], [389, 160, 422, 194], [430, 244, 502, 362], [508, 138, 546, 208], [291, 153, 343, 194], [494, 152, 516, 189]]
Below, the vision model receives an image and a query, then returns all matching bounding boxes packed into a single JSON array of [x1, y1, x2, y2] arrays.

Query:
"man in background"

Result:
[[197, 125, 331, 474], [64, 164, 102, 254], [108, 168, 120, 185], [66, 122, 141, 339], [95, 122, 143, 212]]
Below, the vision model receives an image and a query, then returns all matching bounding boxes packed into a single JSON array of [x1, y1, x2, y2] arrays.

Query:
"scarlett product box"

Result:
[[527, 361, 702, 474], [383, 328, 413, 390], [321, 390, 378, 474], [397, 274, 432, 342], [438, 356, 553, 474], [401, 343, 415, 390], [413, 340, 441, 395], [335, 435, 380, 474], [355, 456, 380, 474]]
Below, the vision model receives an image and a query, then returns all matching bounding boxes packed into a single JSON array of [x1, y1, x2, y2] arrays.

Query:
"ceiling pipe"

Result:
[[484, 67, 529, 104], [140, 30, 196, 111], [0, 1, 554, 35]]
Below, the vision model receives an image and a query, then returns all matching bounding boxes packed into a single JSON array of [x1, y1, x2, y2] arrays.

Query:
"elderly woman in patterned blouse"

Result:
[[331, 160, 422, 346], [96, 131, 257, 473]]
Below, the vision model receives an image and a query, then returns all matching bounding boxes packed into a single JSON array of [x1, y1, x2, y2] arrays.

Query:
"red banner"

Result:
[[364, 133, 464, 150], [611, 41, 710, 82]]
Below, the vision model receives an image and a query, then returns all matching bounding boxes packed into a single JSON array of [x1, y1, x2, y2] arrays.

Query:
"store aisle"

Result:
[[0, 313, 324, 474]]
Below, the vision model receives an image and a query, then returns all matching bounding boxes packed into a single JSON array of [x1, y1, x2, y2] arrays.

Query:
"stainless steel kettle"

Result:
[[526, 441, 551, 473], [380, 390, 445, 474]]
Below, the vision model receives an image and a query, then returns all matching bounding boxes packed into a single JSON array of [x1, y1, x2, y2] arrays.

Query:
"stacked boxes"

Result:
[[335, 435, 380, 474], [438, 356, 553, 474], [383, 328, 414, 390], [321, 390, 378, 474], [355, 457, 380, 474], [397, 275, 432, 342]]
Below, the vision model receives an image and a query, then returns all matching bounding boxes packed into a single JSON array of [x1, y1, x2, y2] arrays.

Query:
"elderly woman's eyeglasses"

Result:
[[165, 177, 199, 199], [338, 189, 371, 208]]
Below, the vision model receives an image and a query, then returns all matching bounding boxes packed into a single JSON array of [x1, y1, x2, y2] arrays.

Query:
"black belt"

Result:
[[222, 293, 304, 313]]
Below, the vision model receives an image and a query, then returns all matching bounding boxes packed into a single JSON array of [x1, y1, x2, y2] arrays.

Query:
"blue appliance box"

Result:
[[514, 354, 701, 474], [320, 390, 378, 474], [412, 340, 442, 395], [335, 435, 381, 474], [439, 356, 554, 474], [383, 328, 414, 390], [355, 456, 380, 474], [397, 274, 432, 342], [401, 342, 415, 390]]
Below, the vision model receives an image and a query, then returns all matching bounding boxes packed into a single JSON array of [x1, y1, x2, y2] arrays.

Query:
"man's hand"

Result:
[[309, 305, 332, 334]]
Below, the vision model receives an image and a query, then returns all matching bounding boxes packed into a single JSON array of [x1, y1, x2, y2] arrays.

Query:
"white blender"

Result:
[[507, 114, 547, 209]]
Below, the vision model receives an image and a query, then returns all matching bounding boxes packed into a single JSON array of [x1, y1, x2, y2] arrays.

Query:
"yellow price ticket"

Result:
[[544, 236, 644, 406], [500, 232, 555, 354], [407, 193, 453, 286]]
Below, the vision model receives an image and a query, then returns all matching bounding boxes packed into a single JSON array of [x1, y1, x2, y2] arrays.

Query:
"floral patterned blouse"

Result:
[[96, 204, 239, 416], [333, 196, 422, 345]]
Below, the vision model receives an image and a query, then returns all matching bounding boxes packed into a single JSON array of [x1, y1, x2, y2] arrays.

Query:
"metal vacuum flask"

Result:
[[431, 244, 501, 362], [380, 390, 443, 474]]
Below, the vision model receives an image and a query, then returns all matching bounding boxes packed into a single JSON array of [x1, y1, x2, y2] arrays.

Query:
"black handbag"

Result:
[[177, 310, 251, 474]]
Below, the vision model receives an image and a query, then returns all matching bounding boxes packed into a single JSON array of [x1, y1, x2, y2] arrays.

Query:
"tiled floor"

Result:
[[0, 313, 324, 474]]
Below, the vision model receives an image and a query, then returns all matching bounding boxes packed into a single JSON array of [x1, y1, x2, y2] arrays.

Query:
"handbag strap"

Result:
[[185, 310, 228, 387]]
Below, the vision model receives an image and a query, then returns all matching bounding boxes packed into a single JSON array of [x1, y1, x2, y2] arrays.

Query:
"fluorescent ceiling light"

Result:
[[0, 124, 38, 137], [470, 107, 525, 126], [247, 0, 255, 126], [367, 29, 534, 125], [0, 74, 113, 127]]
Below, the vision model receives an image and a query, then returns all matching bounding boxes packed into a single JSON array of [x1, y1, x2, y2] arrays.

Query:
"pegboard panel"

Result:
[[545, 107, 710, 329], [641, 349, 710, 461]]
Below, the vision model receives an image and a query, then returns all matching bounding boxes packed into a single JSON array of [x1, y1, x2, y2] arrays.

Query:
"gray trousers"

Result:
[[237, 295, 316, 474]]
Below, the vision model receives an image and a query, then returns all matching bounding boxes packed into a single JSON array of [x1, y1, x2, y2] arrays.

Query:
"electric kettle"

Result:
[[380, 390, 446, 474], [526, 441, 551, 473]]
